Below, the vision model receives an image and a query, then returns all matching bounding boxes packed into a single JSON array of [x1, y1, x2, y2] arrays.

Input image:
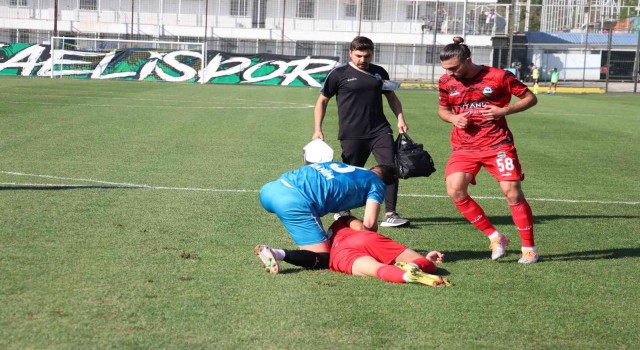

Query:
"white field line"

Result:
[[6, 101, 314, 109], [1, 91, 311, 107], [0, 171, 255, 193], [1, 171, 638, 206], [401, 193, 639, 205]]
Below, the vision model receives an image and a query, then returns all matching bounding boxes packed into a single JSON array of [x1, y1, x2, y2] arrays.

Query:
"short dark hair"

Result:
[[372, 164, 398, 186], [440, 36, 471, 61], [350, 36, 374, 52]]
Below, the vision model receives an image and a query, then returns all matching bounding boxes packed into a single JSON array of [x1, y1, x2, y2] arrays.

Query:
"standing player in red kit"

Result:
[[437, 36, 539, 263]]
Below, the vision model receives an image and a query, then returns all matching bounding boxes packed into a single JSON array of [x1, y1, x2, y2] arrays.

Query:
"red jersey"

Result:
[[438, 66, 530, 151]]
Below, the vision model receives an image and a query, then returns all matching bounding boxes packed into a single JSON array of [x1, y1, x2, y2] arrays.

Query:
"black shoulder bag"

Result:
[[395, 133, 436, 179]]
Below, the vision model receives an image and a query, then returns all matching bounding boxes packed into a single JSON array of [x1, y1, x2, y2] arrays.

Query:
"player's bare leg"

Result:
[[298, 241, 330, 254]]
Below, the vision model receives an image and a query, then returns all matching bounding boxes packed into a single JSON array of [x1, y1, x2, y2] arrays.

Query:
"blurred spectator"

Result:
[[484, 8, 496, 34], [511, 59, 522, 80], [421, 16, 433, 33]]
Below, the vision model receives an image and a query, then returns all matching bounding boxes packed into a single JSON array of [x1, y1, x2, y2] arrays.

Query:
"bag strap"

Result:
[[396, 133, 414, 152], [397, 133, 414, 144]]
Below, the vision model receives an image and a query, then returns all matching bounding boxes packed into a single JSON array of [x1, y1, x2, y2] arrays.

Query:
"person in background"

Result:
[[436, 36, 540, 264], [531, 64, 540, 94], [547, 67, 560, 94], [511, 59, 522, 80], [421, 16, 433, 34], [483, 8, 496, 34]]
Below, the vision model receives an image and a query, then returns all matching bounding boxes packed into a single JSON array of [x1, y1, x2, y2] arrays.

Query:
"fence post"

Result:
[[634, 29, 640, 93], [430, 0, 440, 85], [582, 1, 592, 89], [507, 0, 516, 66], [605, 26, 613, 93]]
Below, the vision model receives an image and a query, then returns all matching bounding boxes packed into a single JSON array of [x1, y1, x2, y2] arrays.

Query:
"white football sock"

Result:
[[488, 231, 502, 240], [272, 249, 286, 261]]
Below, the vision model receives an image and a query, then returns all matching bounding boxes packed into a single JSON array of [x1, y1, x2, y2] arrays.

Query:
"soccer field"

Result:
[[1, 77, 639, 349]]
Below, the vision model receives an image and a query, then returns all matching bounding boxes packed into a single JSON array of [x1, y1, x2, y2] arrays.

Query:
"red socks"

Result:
[[375, 265, 406, 283], [453, 196, 496, 236], [455, 196, 536, 248], [410, 257, 436, 274], [375, 258, 438, 283], [509, 200, 535, 248]]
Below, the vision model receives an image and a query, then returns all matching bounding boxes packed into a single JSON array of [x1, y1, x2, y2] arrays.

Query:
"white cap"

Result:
[[303, 139, 334, 164]]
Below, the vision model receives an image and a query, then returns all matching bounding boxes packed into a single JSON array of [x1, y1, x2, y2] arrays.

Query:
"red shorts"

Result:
[[329, 230, 407, 274], [445, 144, 524, 184]]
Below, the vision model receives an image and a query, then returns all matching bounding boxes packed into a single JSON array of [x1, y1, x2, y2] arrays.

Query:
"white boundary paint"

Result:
[[1, 171, 637, 206], [6, 101, 314, 109]]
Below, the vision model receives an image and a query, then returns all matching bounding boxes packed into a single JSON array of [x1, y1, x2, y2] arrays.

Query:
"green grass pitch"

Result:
[[0, 77, 638, 349]]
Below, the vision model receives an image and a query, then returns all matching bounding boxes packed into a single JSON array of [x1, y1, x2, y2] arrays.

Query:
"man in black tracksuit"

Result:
[[312, 36, 410, 228]]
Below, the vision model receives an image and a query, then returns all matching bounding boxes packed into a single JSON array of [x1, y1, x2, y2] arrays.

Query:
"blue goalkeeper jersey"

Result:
[[278, 162, 385, 216]]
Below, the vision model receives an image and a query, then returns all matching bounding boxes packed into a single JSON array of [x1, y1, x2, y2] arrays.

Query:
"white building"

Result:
[[1, 0, 637, 81], [1, 0, 506, 47]]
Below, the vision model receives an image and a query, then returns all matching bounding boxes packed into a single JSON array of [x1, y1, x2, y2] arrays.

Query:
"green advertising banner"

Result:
[[0, 42, 339, 87]]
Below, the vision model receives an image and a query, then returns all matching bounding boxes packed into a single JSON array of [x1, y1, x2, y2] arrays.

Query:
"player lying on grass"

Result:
[[255, 215, 451, 287], [259, 150, 396, 269]]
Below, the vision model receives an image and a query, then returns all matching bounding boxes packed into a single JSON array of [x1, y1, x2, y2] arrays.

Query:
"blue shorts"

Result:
[[259, 180, 326, 246]]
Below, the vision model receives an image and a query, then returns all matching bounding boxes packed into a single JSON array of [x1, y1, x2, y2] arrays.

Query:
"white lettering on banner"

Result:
[[160, 51, 199, 82], [138, 52, 164, 80], [52, 49, 111, 77], [91, 51, 131, 79], [282, 57, 338, 87], [0, 44, 46, 76], [201, 54, 253, 82], [0, 44, 338, 86], [242, 60, 288, 83]]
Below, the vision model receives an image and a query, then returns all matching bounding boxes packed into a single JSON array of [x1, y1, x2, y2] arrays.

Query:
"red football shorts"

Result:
[[445, 144, 524, 184], [329, 230, 407, 274]]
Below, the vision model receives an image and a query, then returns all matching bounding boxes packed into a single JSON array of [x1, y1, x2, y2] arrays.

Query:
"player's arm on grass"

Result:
[[426, 251, 445, 264]]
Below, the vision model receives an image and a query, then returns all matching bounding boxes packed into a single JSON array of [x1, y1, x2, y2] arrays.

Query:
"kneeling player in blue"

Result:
[[257, 161, 397, 273]]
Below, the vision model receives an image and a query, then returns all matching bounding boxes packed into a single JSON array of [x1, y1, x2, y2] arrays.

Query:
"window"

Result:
[[10, 0, 28, 7], [406, 2, 427, 20], [230, 0, 248, 17], [362, 0, 381, 21], [8, 29, 29, 43], [406, 1, 417, 20], [345, 4, 357, 18], [425, 45, 443, 64], [297, 0, 315, 19], [221, 38, 239, 53], [296, 41, 314, 56], [79, 0, 97, 11]]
